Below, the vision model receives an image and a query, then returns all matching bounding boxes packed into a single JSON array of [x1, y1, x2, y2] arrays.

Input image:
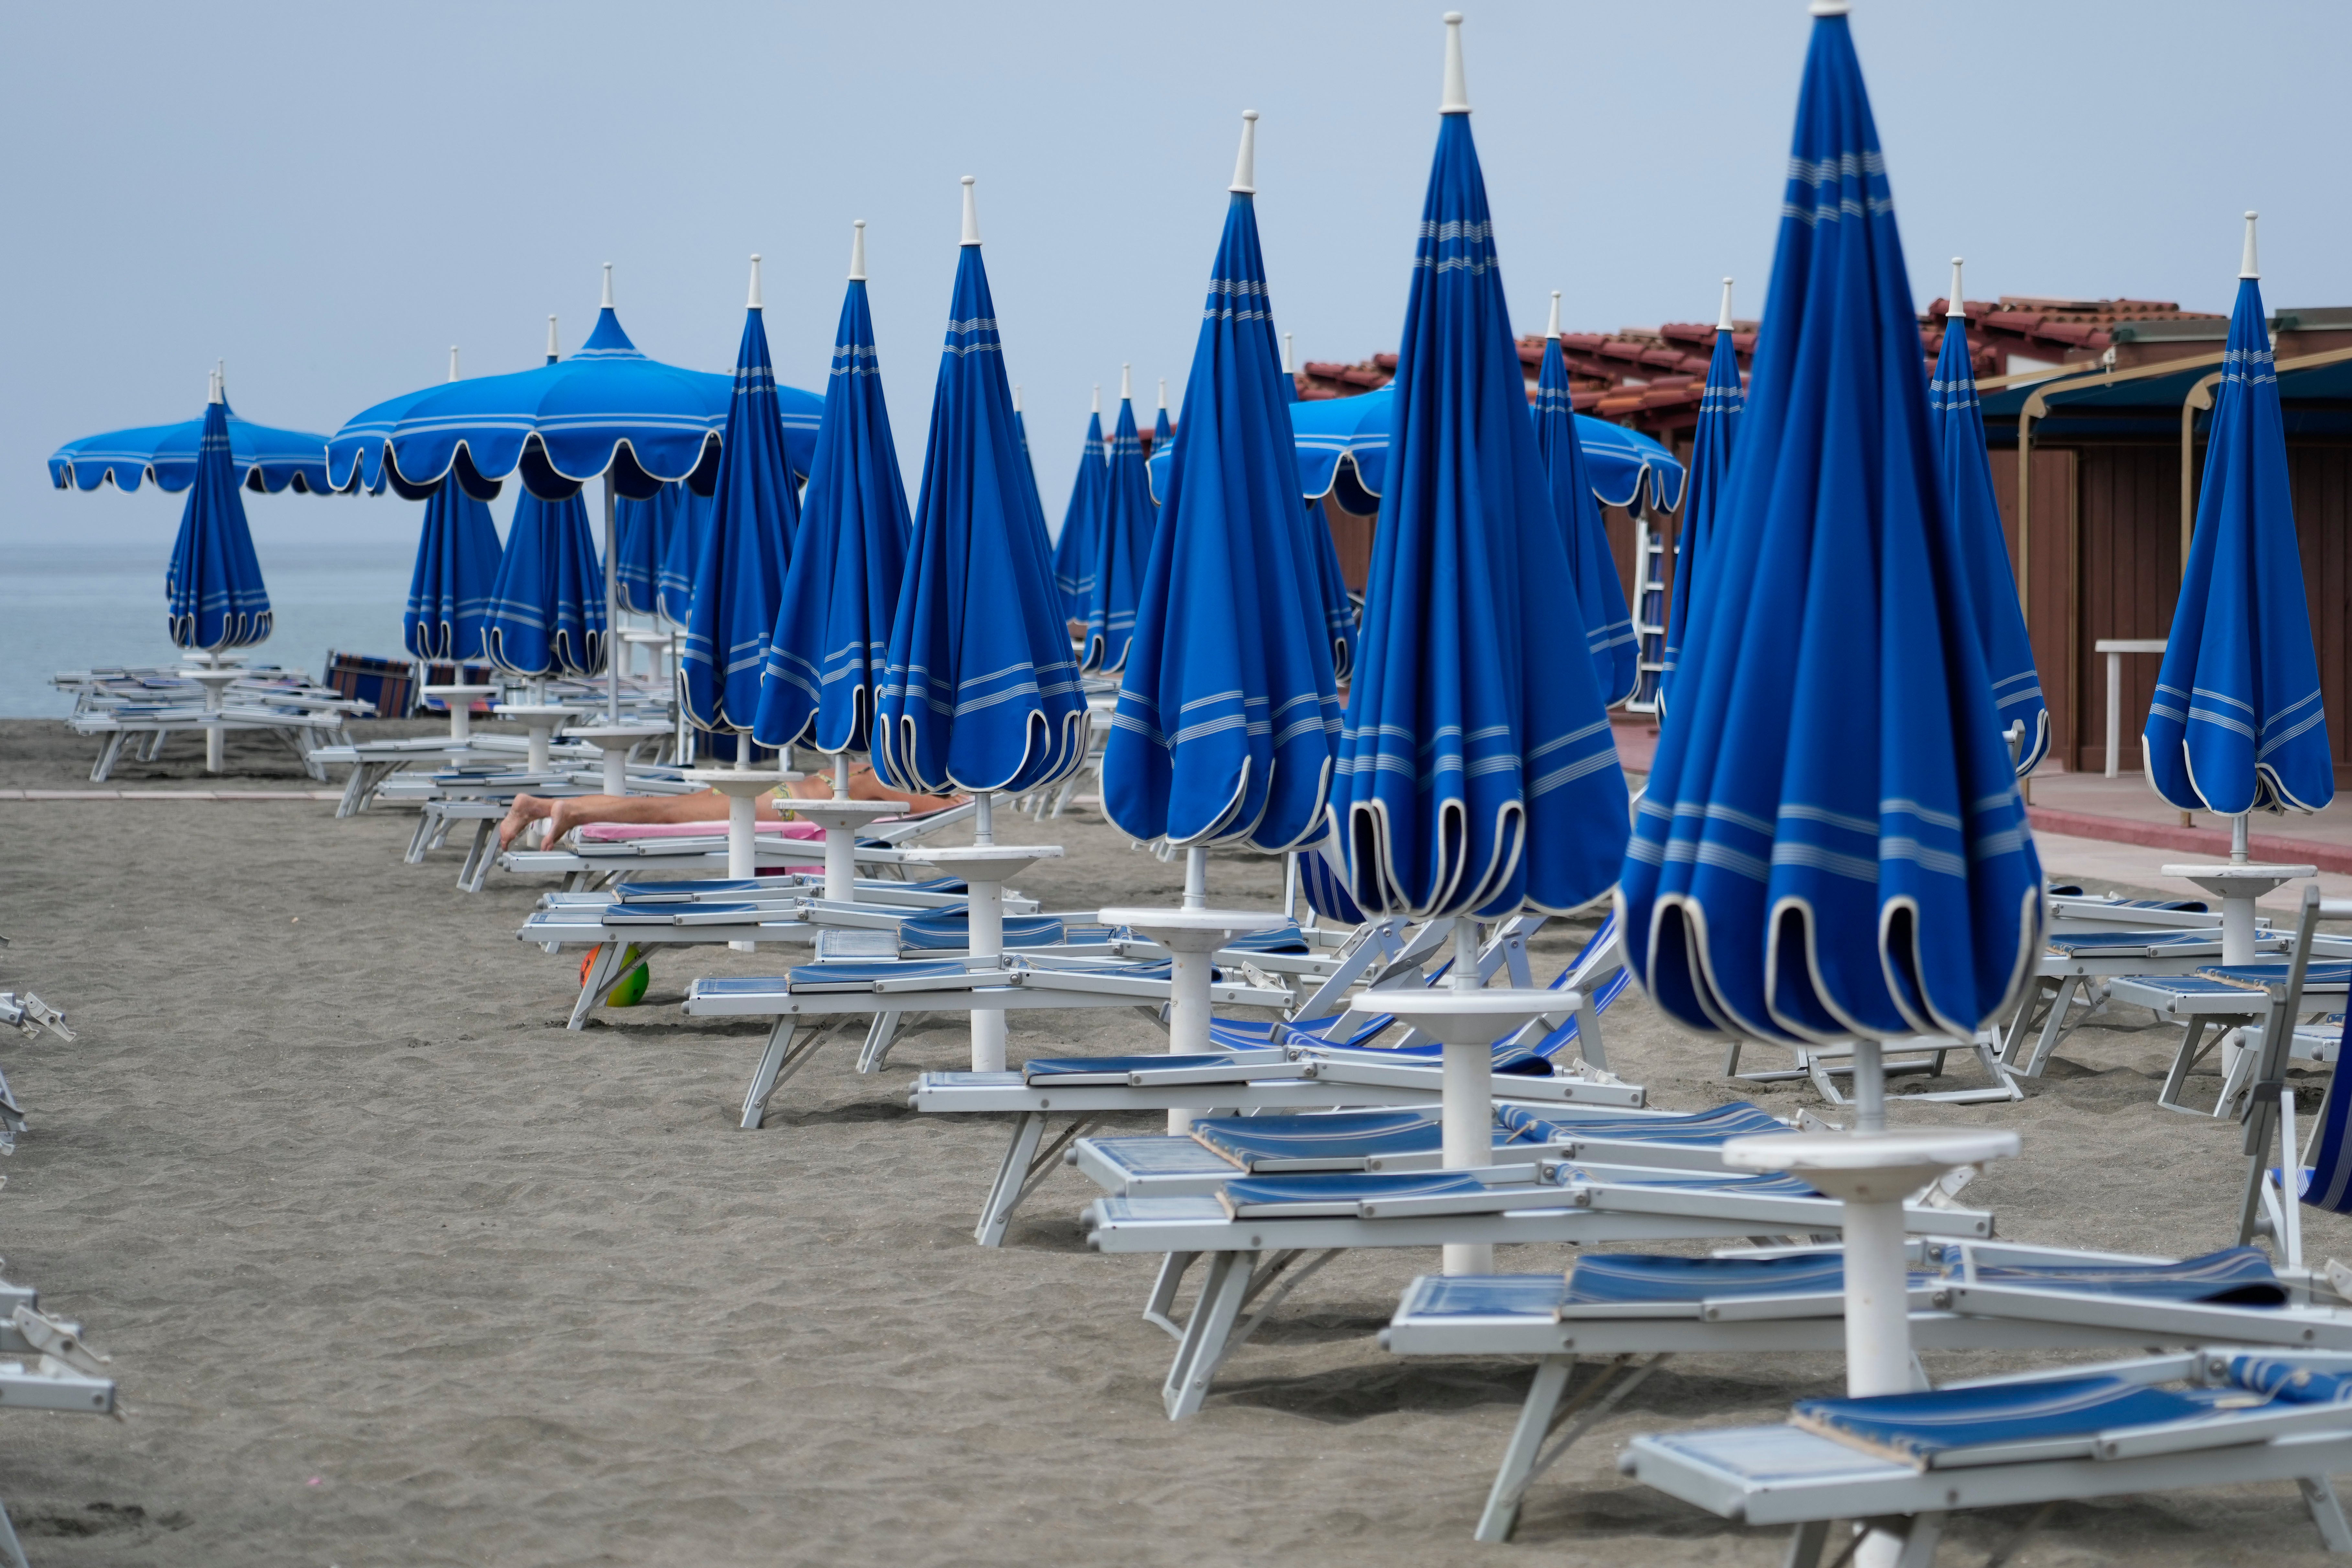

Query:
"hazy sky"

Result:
[[4, 0, 2341, 553]]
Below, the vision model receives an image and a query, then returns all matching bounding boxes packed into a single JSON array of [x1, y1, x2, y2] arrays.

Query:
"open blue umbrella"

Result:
[[1933, 260, 2048, 776], [755, 222, 913, 756], [2144, 214, 2333, 818], [613, 483, 683, 616], [166, 374, 273, 650], [1534, 291, 1638, 707], [482, 487, 604, 678], [405, 480, 502, 662], [1105, 111, 1340, 855], [1082, 369, 1156, 672], [1329, 37, 1628, 925], [1621, 5, 2040, 1047], [53, 395, 333, 496], [875, 177, 1088, 798], [1660, 279, 1743, 714], [679, 256, 802, 738], [330, 272, 821, 720], [1282, 332, 1360, 680], [1051, 397, 1106, 624]]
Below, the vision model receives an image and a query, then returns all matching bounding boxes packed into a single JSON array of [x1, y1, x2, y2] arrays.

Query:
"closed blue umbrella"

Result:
[[166, 374, 273, 650], [1534, 291, 1638, 707], [613, 483, 683, 616], [1282, 331, 1360, 681], [403, 348, 502, 662], [1153, 381, 1174, 458], [1011, 384, 1051, 555], [655, 484, 713, 626], [1621, 5, 2040, 1047], [1329, 36, 1628, 926], [1660, 279, 1744, 714], [1106, 111, 1340, 855], [1051, 397, 1106, 624], [482, 487, 605, 678], [1933, 259, 2048, 775], [755, 221, 913, 757], [875, 178, 1088, 799], [1082, 369, 1156, 672], [2144, 214, 2333, 819], [679, 256, 802, 738]]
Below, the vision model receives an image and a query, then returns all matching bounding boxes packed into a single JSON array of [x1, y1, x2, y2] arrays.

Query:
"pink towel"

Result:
[[574, 819, 826, 844]]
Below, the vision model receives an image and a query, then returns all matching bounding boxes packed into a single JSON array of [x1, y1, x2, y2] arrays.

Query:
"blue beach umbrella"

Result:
[[403, 349, 503, 662], [482, 488, 605, 678], [2143, 214, 2333, 818], [1660, 279, 1744, 714], [755, 222, 913, 756], [1534, 291, 1638, 707], [1282, 331, 1360, 681], [655, 484, 713, 626], [1011, 384, 1052, 556], [1620, 5, 2041, 1048], [679, 256, 802, 738], [1933, 259, 2048, 776], [1051, 397, 1107, 625], [52, 395, 333, 496], [613, 483, 684, 617], [166, 373, 273, 650], [874, 177, 1088, 799], [1105, 111, 1341, 854], [1082, 369, 1157, 672], [1153, 381, 1174, 458], [1328, 26, 1629, 924]]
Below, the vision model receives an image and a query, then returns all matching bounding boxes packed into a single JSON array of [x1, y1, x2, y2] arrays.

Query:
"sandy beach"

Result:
[[0, 716, 2345, 1565]]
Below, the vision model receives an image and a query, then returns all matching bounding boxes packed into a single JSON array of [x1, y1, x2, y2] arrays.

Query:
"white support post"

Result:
[[1442, 913, 1494, 1277]]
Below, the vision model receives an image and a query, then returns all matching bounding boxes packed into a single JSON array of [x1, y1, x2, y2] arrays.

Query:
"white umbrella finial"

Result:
[[1121, 363, 1133, 402], [601, 262, 613, 309], [1718, 277, 1736, 332], [1441, 13, 1470, 114], [547, 314, 559, 361], [2242, 211, 2260, 279], [960, 176, 980, 246], [449, 345, 460, 382], [1091, 384, 1101, 414], [1157, 377, 1168, 411], [1546, 290, 1561, 338], [849, 219, 867, 282], [1013, 382, 1023, 412], [1283, 331, 1296, 376], [748, 253, 763, 310], [215, 359, 225, 402], [1947, 258, 1965, 321], [1809, 0, 1851, 14], [1230, 109, 1259, 194]]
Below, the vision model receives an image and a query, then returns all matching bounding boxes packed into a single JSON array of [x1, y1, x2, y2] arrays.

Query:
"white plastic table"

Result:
[[2094, 637, 2167, 779]]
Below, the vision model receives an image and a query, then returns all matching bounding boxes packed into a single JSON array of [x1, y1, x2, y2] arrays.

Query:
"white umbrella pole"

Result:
[[1165, 845, 1215, 1132], [969, 791, 1008, 1071], [727, 744, 758, 883], [823, 754, 856, 903], [1843, 1036, 1910, 1568], [603, 473, 620, 725], [1442, 913, 1495, 1276]]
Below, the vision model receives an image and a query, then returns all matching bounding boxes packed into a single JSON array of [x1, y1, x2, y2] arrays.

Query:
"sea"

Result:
[[4, 538, 414, 717]]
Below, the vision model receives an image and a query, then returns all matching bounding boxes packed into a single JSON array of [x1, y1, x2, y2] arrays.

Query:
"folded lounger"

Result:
[[1620, 1349, 2352, 1563], [1080, 1157, 1993, 1420], [1386, 1242, 2352, 1541]]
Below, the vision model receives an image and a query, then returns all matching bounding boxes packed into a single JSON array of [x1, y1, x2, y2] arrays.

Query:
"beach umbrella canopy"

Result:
[[1534, 293, 1638, 707], [1329, 49, 1628, 921], [1282, 332, 1361, 682], [1105, 115, 1341, 852], [2143, 217, 2333, 816], [1620, 6, 2041, 1045], [482, 487, 605, 678], [654, 483, 714, 625], [1082, 372, 1157, 672], [405, 478, 503, 662], [679, 257, 802, 736], [53, 397, 334, 496], [1010, 385, 1052, 555], [1153, 382, 1174, 458], [1051, 399, 1107, 624], [874, 179, 1088, 798], [1660, 280, 1744, 714], [755, 223, 913, 755], [1933, 261, 2048, 776], [166, 376, 273, 650], [613, 483, 686, 617]]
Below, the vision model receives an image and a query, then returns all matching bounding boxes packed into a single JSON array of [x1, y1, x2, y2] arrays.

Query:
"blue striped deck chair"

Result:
[[2241, 888, 2352, 1262], [1623, 1350, 2352, 1563]]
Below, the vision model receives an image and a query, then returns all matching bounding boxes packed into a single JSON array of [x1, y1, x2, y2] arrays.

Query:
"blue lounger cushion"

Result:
[[1557, 1166, 1823, 1198], [1023, 1054, 1251, 1084], [2194, 962, 2352, 990], [1961, 1245, 2287, 1307], [1565, 1252, 1872, 1304], [1207, 1012, 1399, 1054], [1792, 1376, 2235, 1468], [602, 901, 767, 925], [615, 878, 773, 900], [900, 911, 1067, 950], [1497, 1100, 1785, 1145], [1191, 1110, 1441, 1170], [1220, 1170, 1494, 1218], [2044, 930, 2258, 956], [783, 959, 969, 990]]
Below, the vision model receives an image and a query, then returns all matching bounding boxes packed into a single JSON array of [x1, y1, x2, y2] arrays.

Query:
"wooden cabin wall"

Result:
[[2290, 443, 2352, 775], [1320, 495, 1375, 592]]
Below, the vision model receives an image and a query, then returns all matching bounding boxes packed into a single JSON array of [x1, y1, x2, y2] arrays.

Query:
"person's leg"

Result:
[[501, 789, 775, 851], [782, 761, 963, 815]]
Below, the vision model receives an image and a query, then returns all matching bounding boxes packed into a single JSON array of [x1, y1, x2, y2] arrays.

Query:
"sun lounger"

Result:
[[0, 1275, 120, 1568], [2000, 926, 2294, 1079], [1621, 1348, 2352, 1563], [1387, 1241, 2352, 1540], [0, 993, 72, 1044], [2109, 960, 2352, 1116]]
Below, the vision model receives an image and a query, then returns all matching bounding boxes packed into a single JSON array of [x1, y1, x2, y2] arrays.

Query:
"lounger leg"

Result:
[[2159, 1018, 2218, 1115], [1475, 1355, 1576, 1542], [403, 810, 433, 864], [739, 1019, 833, 1130], [1573, 990, 1609, 1075], [855, 1011, 906, 1075], [569, 944, 621, 1031], [1779, 1521, 1832, 1568], [457, 820, 494, 891], [2022, 977, 2081, 1076], [1474, 1352, 1670, 1543], [1164, 1251, 1256, 1420], [2299, 1475, 2352, 1552], [1142, 1252, 1198, 1339], [975, 1112, 1048, 1247], [1885, 1512, 1944, 1568]]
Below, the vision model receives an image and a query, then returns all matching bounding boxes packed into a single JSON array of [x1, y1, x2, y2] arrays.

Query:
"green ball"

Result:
[[607, 956, 651, 1007]]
